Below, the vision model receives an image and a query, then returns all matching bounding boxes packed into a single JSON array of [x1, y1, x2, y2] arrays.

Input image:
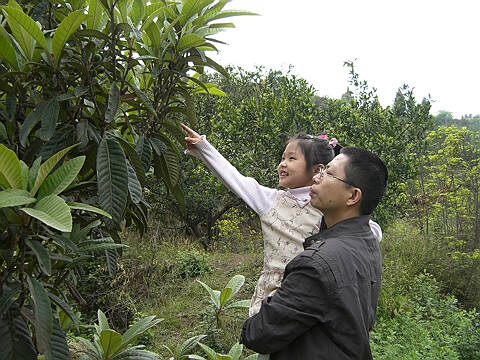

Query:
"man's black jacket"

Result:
[[240, 215, 382, 360]]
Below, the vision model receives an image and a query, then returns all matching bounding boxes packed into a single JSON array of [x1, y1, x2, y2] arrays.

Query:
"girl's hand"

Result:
[[181, 123, 202, 149]]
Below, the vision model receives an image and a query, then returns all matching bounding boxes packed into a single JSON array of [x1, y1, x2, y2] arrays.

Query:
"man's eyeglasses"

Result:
[[315, 168, 358, 188]]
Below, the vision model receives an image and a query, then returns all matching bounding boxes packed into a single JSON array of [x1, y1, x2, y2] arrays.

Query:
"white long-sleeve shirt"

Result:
[[185, 136, 383, 241]]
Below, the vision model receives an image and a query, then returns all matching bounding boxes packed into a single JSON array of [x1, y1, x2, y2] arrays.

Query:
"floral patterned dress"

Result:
[[249, 190, 323, 316]]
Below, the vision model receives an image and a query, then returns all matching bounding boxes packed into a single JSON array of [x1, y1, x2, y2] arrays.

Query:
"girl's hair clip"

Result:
[[318, 134, 339, 149]]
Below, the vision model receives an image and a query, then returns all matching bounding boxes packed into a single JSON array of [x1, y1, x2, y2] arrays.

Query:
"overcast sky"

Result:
[[210, 0, 480, 118]]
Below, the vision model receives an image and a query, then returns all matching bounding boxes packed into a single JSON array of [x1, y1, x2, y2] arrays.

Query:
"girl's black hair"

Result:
[[287, 133, 335, 171]]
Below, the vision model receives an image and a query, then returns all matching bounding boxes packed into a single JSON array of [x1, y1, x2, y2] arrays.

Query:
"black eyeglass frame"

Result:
[[316, 168, 359, 189]]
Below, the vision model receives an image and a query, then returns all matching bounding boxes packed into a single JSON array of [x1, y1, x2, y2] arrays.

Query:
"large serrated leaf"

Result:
[[196, 280, 220, 309], [0, 283, 21, 317], [27, 277, 53, 354], [19, 98, 59, 146], [40, 98, 60, 142], [0, 310, 37, 360], [225, 274, 245, 298], [105, 248, 118, 276], [135, 136, 152, 172], [0, 6, 47, 58], [38, 156, 85, 198], [0, 25, 18, 69], [49, 293, 79, 331], [177, 335, 206, 357], [177, 33, 205, 52], [116, 137, 146, 187], [0, 189, 36, 208], [52, 10, 90, 66], [21, 195, 72, 232], [45, 316, 69, 360], [97, 136, 128, 224], [122, 316, 163, 347], [219, 287, 232, 308], [67, 202, 112, 218], [25, 238, 51, 276], [87, 0, 106, 31], [129, 83, 157, 117], [0, 144, 22, 189], [100, 329, 123, 357], [227, 343, 243, 360], [31, 144, 78, 196], [105, 82, 120, 122], [126, 160, 142, 204]]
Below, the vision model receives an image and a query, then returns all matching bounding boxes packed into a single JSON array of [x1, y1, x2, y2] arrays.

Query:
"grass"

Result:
[[118, 228, 264, 356]]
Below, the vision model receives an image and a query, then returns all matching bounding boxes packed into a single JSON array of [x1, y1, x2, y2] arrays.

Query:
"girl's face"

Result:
[[277, 141, 316, 189]]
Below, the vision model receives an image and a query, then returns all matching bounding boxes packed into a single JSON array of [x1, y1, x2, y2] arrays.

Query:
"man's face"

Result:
[[309, 154, 352, 212]]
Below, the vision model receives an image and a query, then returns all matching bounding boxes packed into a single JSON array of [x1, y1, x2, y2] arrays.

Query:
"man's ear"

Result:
[[346, 187, 362, 207]]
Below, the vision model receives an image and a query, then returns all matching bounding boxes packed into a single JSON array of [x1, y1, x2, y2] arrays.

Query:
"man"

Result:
[[240, 147, 388, 360]]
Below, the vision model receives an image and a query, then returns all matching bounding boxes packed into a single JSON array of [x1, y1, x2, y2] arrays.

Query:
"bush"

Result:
[[372, 269, 480, 359], [382, 219, 480, 309], [175, 249, 211, 279]]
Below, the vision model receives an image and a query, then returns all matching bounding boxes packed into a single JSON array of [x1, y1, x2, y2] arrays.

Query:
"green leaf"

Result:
[[97, 309, 109, 333], [6, 91, 16, 121], [45, 316, 69, 360], [97, 136, 128, 224], [25, 238, 51, 276], [49, 293, 79, 331], [0, 283, 21, 317], [87, 0, 106, 31], [38, 156, 85, 198], [67, 202, 112, 218], [225, 275, 245, 298], [170, 183, 186, 214], [116, 137, 146, 187], [29, 156, 42, 190], [126, 160, 142, 204], [105, 248, 118, 276], [105, 82, 120, 122], [19, 97, 59, 146], [129, 83, 157, 117], [176, 335, 206, 357], [0, 144, 22, 189], [78, 243, 127, 252], [219, 287, 232, 308], [0, 6, 47, 58], [21, 195, 72, 232], [40, 97, 60, 141], [135, 136, 152, 172], [198, 342, 226, 360], [0, 189, 36, 208], [196, 280, 220, 309], [99, 329, 122, 358], [208, 10, 257, 22], [31, 144, 78, 196], [27, 277, 53, 354], [177, 33, 205, 52], [130, 0, 144, 25], [0, 25, 18, 69], [227, 343, 242, 360], [52, 10, 90, 66], [224, 299, 250, 310], [122, 316, 163, 347], [0, 310, 37, 360]]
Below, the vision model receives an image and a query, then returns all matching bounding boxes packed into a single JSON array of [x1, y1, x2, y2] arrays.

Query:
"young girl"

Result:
[[181, 124, 382, 316]]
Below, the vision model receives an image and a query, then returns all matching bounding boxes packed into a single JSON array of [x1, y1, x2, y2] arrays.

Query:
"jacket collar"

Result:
[[303, 215, 371, 249]]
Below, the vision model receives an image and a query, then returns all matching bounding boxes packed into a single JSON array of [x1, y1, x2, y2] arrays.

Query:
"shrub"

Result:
[[372, 270, 480, 359], [175, 249, 211, 279]]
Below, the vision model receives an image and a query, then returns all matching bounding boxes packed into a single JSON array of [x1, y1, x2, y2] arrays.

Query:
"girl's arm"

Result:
[[182, 124, 277, 216]]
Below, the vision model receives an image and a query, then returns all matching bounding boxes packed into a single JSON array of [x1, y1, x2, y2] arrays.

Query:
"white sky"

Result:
[[210, 0, 480, 118]]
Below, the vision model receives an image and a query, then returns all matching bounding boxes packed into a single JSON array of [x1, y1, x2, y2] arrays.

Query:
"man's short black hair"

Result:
[[340, 147, 388, 215]]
